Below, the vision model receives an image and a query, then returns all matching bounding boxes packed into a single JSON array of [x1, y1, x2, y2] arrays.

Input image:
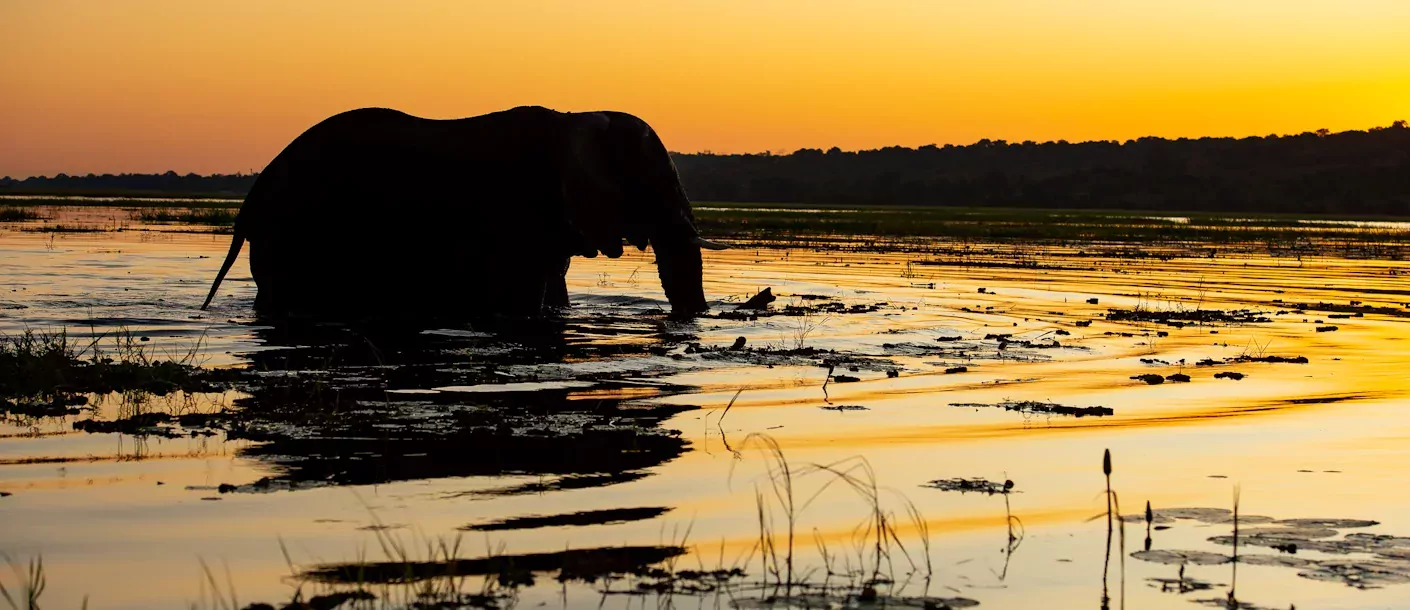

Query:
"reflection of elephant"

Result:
[[201, 106, 725, 318]]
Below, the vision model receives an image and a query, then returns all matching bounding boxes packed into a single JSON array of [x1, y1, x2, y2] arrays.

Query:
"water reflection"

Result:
[[5, 217, 1410, 609]]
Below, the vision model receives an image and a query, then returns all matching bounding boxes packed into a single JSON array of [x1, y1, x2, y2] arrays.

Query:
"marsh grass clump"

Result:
[[733, 434, 936, 598], [136, 207, 237, 226], [0, 207, 43, 222], [0, 553, 50, 610], [0, 329, 235, 416]]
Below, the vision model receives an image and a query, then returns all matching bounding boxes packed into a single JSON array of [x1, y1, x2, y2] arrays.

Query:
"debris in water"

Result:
[[1231, 355, 1309, 364], [736, 287, 777, 310], [1131, 373, 1165, 385], [820, 404, 869, 411], [922, 477, 1014, 495], [460, 506, 672, 531], [950, 400, 1113, 417]]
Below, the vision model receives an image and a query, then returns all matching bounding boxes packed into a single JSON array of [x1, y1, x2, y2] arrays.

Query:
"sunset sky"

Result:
[[2, 1, 1407, 177]]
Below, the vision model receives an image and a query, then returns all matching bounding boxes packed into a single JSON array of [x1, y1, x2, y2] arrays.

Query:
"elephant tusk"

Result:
[[691, 236, 730, 250]]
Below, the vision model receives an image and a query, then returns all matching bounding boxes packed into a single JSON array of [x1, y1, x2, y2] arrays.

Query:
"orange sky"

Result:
[[2, 1, 1407, 177]]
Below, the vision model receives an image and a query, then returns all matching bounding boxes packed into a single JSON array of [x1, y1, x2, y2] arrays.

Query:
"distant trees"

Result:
[[672, 121, 1410, 216], [0, 171, 256, 197], [3, 122, 1407, 215]]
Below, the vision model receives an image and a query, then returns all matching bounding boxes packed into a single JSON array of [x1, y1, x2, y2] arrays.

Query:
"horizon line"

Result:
[[3, 119, 1406, 181]]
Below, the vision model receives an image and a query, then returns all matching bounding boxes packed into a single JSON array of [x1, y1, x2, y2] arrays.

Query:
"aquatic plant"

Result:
[[0, 328, 231, 412], [0, 553, 60, 610], [734, 433, 933, 595], [136, 207, 237, 226], [0, 208, 42, 222]]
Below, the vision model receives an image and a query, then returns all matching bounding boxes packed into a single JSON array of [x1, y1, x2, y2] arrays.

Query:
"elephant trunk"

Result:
[[654, 237, 708, 318]]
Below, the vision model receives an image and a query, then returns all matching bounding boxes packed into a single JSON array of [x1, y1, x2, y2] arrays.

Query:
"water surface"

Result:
[[3, 208, 1410, 609]]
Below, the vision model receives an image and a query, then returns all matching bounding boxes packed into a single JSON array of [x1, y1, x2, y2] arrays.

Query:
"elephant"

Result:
[[199, 106, 726, 318]]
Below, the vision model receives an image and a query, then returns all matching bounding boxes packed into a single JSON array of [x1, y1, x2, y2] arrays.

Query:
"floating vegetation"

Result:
[[1149, 574, 1220, 593], [922, 477, 1014, 495], [712, 298, 889, 320], [950, 400, 1113, 417], [734, 593, 979, 609], [302, 545, 687, 585], [1149, 507, 1273, 524], [1130, 507, 1410, 589], [459, 507, 672, 532], [1277, 518, 1380, 529], [819, 404, 868, 411], [1105, 307, 1272, 327], [1299, 561, 1410, 589], [1130, 549, 1231, 566], [1228, 355, 1309, 364]]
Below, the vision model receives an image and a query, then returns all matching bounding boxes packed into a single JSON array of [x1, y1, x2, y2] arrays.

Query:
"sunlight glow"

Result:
[[1, 0, 1407, 175]]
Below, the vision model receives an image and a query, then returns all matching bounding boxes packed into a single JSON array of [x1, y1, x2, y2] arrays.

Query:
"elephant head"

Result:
[[559, 111, 725, 317]]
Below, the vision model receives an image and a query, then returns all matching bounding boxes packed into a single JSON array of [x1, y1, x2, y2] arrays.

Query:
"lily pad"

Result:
[[1154, 507, 1272, 524], [1276, 518, 1379, 529], [1121, 513, 1176, 525], [1131, 549, 1231, 566], [1345, 533, 1410, 547], [1156, 507, 1231, 521], [1234, 527, 1340, 540], [1238, 554, 1317, 568], [1298, 560, 1410, 589]]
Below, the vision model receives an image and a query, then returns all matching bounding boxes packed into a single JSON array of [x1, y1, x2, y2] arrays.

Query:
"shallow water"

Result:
[[3, 209, 1410, 609]]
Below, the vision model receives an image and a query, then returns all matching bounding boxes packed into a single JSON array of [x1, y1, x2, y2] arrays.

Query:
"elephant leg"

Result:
[[544, 257, 571, 309], [249, 238, 289, 313], [479, 256, 549, 317]]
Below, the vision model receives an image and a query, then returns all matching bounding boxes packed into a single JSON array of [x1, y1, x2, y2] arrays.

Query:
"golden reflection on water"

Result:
[[2, 210, 1410, 609]]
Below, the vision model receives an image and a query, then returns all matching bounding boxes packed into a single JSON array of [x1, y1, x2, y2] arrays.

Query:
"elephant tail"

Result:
[[200, 231, 245, 310]]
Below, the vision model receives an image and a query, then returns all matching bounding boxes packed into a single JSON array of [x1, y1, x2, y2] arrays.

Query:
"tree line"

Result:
[[0, 171, 256, 198], [4, 121, 1407, 215]]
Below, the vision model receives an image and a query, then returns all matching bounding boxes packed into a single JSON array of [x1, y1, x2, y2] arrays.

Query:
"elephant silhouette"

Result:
[[201, 106, 725, 318]]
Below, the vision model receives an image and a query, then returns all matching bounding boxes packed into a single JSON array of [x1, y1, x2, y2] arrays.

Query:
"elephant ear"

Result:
[[560, 112, 626, 258]]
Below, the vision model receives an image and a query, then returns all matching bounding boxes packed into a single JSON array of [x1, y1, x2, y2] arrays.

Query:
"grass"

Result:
[[178, 435, 943, 609], [0, 554, 47, 610], [135, 208, 238, 226], [733, 434, 933, 597], [692, 201, 1410, 249], [7, 196, 1410, 254], [0, 328, 233, 411], [0, 208, 43, 222], [0, 195, 241, 206]]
